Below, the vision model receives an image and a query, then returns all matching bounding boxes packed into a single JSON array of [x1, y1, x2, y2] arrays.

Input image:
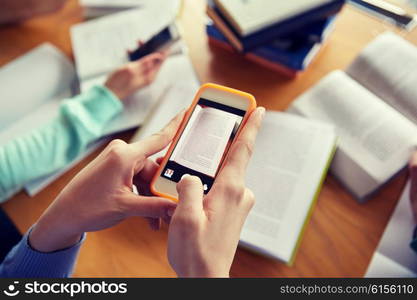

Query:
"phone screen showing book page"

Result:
[[161, 98, 245, 194]]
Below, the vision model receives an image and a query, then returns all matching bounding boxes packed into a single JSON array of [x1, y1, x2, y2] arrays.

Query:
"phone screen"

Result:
[[161, 98, 245, 194]]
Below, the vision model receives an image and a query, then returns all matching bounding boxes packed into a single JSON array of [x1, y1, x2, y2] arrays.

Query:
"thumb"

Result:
[[124, 195, 177, 218], [175, 175, 204, 217]]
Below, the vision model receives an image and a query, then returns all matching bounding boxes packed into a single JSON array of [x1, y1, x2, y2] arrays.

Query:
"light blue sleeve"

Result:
[[0, 227, 86, 278], [0, 85, 123, 202]]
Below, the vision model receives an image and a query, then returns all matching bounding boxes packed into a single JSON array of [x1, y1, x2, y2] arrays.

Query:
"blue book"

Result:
[[207, 23, 334, 71], [207, 0, 345, 52]]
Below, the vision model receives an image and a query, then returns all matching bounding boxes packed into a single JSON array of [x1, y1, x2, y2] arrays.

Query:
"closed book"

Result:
[[209, 0, 344, 51], [207, 23, 331, 71]]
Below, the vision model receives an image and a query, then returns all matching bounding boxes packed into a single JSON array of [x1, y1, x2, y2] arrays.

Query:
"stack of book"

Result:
[[206, 0, 346, 77]]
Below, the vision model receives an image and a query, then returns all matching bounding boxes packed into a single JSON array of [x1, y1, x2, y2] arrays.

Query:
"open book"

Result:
[[70, 7, 182, 137], [171, 105, 240, 177], [241, 112, 336, 263], [366, 181, 417, 277], [71, 7, 178, 88], [289, 32, 417, 201]]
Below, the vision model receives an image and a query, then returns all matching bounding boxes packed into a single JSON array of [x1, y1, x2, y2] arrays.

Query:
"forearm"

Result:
[[0, 227, 85, 278], [0, 86, 122, 202]]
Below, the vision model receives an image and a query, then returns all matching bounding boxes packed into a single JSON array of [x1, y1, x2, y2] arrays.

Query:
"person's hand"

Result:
[[29, 111, 185, 253], [104, 52, 167, 100], [409, 152, 417, 223], [0, 0, 67, 25], [167, 107, 265, 277]]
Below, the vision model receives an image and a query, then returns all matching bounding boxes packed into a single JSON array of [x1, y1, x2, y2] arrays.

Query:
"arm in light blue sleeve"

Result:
[[0, 85, 123, 202], [0, 227, 86, 278]]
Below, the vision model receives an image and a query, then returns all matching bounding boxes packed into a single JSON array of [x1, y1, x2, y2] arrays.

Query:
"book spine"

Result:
[[207, 33, 297, 78], [207, 24, 308, 71]]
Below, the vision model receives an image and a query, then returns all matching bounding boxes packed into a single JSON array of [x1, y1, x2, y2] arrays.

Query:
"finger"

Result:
[[156, 156, 164, 165], [146, 217, 161, 231], [124, 195, 177, 218], [218, 107, 265, 181], [159, 48, 170, 58], [126, 53, 162, 75], [137, 158, 160, 182], [141, 52, 164, 68], [143, 55, 165, 77], [176, 175, 204, 217], [131, 110, 185, 157]]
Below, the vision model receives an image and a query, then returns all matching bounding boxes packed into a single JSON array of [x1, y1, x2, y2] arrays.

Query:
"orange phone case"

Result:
[[150, 83, 257, 202]]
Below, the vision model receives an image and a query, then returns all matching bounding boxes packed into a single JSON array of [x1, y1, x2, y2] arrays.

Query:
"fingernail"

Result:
[[167, 207, 175, 217], [181, 174, 190, 180]]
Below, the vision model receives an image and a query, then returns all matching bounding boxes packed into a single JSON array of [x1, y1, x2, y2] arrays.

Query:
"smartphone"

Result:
[[151, 83, 257, 202], [128, 23, 181, 61]]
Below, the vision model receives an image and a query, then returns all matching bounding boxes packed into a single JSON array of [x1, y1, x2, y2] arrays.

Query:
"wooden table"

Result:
[[1, 0, 416, 277]]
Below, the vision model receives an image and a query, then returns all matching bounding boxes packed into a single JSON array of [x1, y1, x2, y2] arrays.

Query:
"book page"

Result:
[[172, 105, 239, 177], [366, 181, 417, 277], [290, 70, 417, 187], [347, 32, 417, 125], [0, 43, 75, 131], [240, 112, 336, 262]]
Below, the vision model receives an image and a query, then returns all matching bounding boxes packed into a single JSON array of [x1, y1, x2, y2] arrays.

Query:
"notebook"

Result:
[[365, 181, 417, 277], [133, 97, 337, 264], [288, 32, 417, 202]]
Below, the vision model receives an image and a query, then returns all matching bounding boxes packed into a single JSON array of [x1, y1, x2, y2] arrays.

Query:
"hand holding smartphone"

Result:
[[151, 83, 257, 201], [128, 23, 181, 61]]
